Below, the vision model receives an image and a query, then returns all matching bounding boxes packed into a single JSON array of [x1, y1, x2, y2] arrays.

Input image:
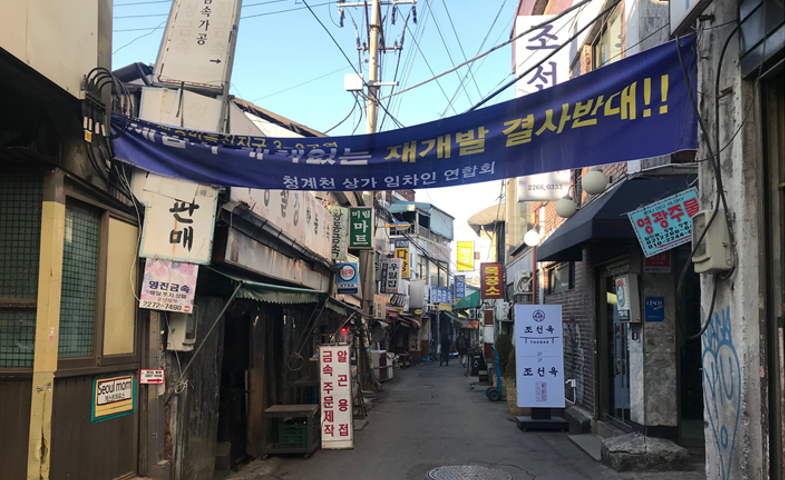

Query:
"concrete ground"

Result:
[[229, 361, 705, 480]]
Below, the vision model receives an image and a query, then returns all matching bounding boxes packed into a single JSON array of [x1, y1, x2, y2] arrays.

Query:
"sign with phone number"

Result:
[[139, 259, 198, 313], [517, 171, 571, 201]]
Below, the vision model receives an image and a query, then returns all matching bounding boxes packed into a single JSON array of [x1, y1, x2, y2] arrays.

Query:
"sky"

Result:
[[112, 0, 520, 275]]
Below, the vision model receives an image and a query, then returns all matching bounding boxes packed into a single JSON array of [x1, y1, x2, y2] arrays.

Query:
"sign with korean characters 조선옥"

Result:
[[627, 187, 700, 258], [514, 15, 575, 95], [515, 305, 565, 408], [330, 206, 349, 261], [139, 259, 198, 313], [481, 263, 504, 299], [336, 262, 359, 295], [456, 241, 475, 271], [394, 238, 410, 278], [349, 207, 373, 249], [380, 258, 404, 294], [320, 345, 353, 449], [92, 373, 136, 423]]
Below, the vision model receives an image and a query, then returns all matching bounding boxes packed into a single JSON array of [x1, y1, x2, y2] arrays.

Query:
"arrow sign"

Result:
[[209, 59, 222, 64]]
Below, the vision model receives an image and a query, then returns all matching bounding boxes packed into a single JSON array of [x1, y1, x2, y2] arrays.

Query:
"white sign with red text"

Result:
[[319, 345, 353, 449], [140, 369, 165, 385]]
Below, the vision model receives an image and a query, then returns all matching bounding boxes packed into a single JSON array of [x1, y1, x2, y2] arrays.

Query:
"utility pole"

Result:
[[366, 0, 382, 134]]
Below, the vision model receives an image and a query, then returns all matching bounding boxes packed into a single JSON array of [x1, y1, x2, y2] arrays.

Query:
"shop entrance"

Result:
[[599, 268, 631, 427]]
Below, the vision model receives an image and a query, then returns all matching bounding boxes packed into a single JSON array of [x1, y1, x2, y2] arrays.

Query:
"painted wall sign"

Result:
[[645, 297, 665, 322], [480, 263, 503, 299], [330, 206, 349, 261], [92, 373, 136, 423], [515, 304, 565, 408], [139, 259, 198, 313], [349, 207, 373, 249], [113, 38, 698, 192], [140, 369, 165, 385], [394, 238, 410, 279], [456, 241, 475, 271], [627, 187, 700, 258], [644, 251, 672, 273], [336, 262, 359, 295], [320, 345, 353, 449]]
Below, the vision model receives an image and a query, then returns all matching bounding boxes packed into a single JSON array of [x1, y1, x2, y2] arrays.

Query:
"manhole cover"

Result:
[[427, 466, 513, 480]]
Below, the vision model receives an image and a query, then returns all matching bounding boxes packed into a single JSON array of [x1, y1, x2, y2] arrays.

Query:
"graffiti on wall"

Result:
[[702, 306, 740, 480]]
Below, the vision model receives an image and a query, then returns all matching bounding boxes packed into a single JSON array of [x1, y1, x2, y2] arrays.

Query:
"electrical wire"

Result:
[[426, 0, 475, 104], [113, 20, 167, 53], [324, 92, 362, 133], [441, 0, 483, 99], [114, 0, 170, 6], [250, 66, 351, 101]]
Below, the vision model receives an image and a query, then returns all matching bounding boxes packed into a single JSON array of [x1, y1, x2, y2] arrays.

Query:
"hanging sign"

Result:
[[140, 369, 165, 385], [92, 373, 136, 423], [430, 287, 453, 305], [627, 187, 700, 258], [336, 262, 359, 295], [514, 15, 574, 96], [139, 259, 198, 313], [349, 207, 373, 249], [380, 258, 404, 294], [454, 275, 466, 300], [112, 38, 698, 192], [481, 263, 503, 299], [514, 304, 565, 408], [331, 206, 349, 261], [456, 241, 475, 271], [320, 345, 353, 449], [517, 170, 572, 201], [394, 238, 410, 279]]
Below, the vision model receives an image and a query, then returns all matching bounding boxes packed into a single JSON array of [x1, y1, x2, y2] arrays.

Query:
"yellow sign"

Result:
[[92, 373, 136, 423], [438, 303, 453, 311], [457, 241, 475, 271], [394, 239, 410, 279]]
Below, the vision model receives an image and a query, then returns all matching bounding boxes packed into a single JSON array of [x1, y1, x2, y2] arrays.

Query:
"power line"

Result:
[[250, 66, 351, 101], [441, 0, 483, 99], [426, 0, 475, 104], [113, 20, 167, 53], [114, 0, 169, 6], [114, 13, 168, 18], [241, 1, 334, 19]]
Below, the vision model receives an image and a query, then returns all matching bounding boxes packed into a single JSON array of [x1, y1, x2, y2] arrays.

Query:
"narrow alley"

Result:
[[227, 361, 705, 480]]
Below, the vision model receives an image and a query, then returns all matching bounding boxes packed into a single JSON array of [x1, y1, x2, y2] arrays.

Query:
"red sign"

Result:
[[480, 263, 503, 299], [644, 251, 672, 273]]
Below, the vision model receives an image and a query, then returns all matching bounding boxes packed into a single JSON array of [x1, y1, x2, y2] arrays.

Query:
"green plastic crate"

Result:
[[278, 424, 308, 449]]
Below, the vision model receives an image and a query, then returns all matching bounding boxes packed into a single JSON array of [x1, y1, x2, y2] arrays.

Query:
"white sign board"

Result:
[[515, 304, 565, 408], [514, 15, 574, 96], [153, 0, 241, 91], [517, 170, 572, 201], [229, 188, 332, 260], [139, 181, 218, 265], [139, 259, 198, 313], [380, 258, 404, 294], [140, 369, 166, 385], [670, 0, 707, 36], [140, 87, 224, 131], [330, 206, 349, 261], [320, 345, 353, 449]]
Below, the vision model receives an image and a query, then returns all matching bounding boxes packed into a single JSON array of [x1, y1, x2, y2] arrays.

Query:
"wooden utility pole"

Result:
[[366, 0, 382, 134]]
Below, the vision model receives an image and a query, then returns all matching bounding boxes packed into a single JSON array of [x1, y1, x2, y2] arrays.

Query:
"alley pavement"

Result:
[[229, 360, 705, 480]]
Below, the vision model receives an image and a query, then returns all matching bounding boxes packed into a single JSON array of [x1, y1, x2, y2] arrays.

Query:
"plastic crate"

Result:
[[278, 424, 308, 449]]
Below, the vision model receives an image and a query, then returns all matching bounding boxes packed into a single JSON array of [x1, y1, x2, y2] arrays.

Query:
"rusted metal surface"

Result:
[[0, 376, 32, 480]]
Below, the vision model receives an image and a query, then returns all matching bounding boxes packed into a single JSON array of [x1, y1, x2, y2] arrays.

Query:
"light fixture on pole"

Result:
[[555, 194, 576, 219], [582, 167, 608, 195], [524, 228, 541, 247]]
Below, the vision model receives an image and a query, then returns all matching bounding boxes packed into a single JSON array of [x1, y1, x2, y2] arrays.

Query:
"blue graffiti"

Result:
[[702, 307, 741, 480]]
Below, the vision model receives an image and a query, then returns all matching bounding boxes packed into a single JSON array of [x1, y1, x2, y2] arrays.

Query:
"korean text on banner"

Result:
[[515, 305, 565, 408], [331, 206, 349, 261], [320, 345, 353, 449], [336, 262, 359, 295], [481, 263, 503, 299], [394, 238, 410, 279], [456, 241, 475, 271], [627, 187, 700, 258], [349, 207, 373, 249], [139, 259, 198, 313], [454, 275, 466, 300], [112, 38, 698, 192]]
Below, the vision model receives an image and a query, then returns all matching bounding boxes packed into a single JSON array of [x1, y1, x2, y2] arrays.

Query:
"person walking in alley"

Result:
[[456, 332, 468, 367], [439, 335, 451, 366]]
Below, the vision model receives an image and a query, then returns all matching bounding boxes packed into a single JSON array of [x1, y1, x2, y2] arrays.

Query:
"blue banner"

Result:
[[111, 37, 697, 191]]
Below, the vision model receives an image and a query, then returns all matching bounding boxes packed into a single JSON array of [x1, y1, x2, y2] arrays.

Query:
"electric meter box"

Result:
[[167, 311, 197, 352], [691, 209, 732, 274]]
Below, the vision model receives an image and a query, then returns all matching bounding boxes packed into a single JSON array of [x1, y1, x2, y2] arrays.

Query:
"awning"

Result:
[[455, 290, 481, 310], [440, 310, 468, 329], [235, 280, 360, 317], [537, 176, 696, 262]]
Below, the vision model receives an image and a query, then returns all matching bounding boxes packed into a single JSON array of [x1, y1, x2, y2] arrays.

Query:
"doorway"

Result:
[[599, 268, 631, 427]]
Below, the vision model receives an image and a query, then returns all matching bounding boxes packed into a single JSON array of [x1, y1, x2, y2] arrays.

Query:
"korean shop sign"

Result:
[[139, 259, 198, 313], [336, 262, 359, 295], [456, 241, 475, 271], [139, 184, 218, 265], [514, 305, 565, 408], [320, 345, 353, 449], [380, 258, 404, 294], [113, 37, 698, 192], [481, 263, 503, 299], [430, 287, 452, 305], [92, 373, 136, 423], [514, 16, 573, 95], [394, 238, 410, 278], [349, 207, 373, 249], [627, 187, 700, 258], [454, 275, 466, 300], [330, 206, 349, 261]]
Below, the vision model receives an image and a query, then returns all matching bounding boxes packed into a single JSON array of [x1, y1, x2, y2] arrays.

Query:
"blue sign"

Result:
[[336, 262, 358, 295], [454, 275, 466, 300], [627, 187, 700, 258], [645, 297, 665, 322], [431, 287, 452, 304], [111, 38, 697, 192]]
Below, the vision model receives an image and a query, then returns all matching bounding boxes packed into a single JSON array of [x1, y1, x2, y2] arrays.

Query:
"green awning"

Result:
[[236, 280, 361, 317], [454, 290, 480, 310]]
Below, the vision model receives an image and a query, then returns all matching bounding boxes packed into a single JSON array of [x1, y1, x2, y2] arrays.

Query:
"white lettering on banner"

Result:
[[320, 345, 353, 449], [515, 304, 565, 408]]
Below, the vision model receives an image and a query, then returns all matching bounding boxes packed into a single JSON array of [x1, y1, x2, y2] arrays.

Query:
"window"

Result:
[[593, 5, 623, 69], [418, 257, 428, 280], [548, 262, 575, 294]]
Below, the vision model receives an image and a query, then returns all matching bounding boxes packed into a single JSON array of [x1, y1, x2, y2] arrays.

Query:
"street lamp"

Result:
[[555, 195, 576, 219], [582, 167, 608, 195], [524, 228, 541, 247]]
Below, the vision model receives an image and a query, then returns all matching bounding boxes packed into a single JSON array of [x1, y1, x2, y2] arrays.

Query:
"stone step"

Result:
[[568, 433, 603, 461], [601, 432, 691, 472], [596, 420, 627, 439]]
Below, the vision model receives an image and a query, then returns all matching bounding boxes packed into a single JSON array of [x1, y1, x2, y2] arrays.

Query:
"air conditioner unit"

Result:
[[515, 270, 533, 295]]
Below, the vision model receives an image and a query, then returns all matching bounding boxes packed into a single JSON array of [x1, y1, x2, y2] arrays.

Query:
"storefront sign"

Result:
[[373, 294, 389, 319], [480, 263, 503, 299], [394, 238, 410, 278], [430, 287, 452, 304], [390, 294, 409, 312], [456, 241, 475, 271], [140, 369, 165, 385], [627, 187, 700, 258], [517, 170, 571, 201], [336, 262, 359, 294], [92, 373, 136, 423], [320, 345, 353, 449], [514, 305, 565, 408], [139, 259, 198, 313], [330, 206, 349, 261], [349, 207, 373, 249], [514, 15, 574, 95], [645, 297, 665, 322], [380, 258, 403, 294], [454, 275, 466, 300], [140, 183, 218, 265], [644, 251, 672, 273]]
